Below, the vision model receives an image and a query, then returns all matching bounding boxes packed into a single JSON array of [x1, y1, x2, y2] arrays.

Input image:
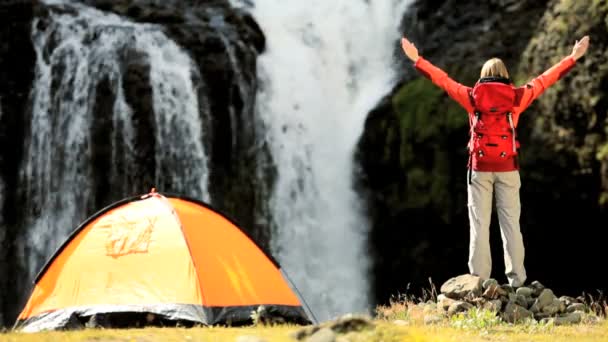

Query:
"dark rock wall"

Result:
[[0, 0, 39, 327]]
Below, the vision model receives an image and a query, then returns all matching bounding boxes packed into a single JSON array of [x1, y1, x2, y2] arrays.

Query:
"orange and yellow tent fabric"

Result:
[[15, 191, 311, 332]]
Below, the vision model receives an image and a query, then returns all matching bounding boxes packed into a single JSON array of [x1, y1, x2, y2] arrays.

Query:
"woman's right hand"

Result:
[[570, 35, 590, 61], [401, 37, 420, 62]]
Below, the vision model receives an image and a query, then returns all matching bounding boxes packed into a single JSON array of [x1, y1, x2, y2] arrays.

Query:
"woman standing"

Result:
[[400, 35, 590, 287]]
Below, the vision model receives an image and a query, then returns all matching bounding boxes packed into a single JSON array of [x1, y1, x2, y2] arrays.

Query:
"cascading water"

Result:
[[237, 0, 411, 321], [19, 1, 209, 281]]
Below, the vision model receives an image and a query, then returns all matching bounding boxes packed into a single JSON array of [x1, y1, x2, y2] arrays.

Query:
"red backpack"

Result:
[[467, 78, 519, 173]]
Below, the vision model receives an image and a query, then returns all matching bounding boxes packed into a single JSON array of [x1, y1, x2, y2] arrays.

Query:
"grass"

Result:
[[371, 289, 608, 342], [1, 320, 608, 342], [2, 288, 607, 342]]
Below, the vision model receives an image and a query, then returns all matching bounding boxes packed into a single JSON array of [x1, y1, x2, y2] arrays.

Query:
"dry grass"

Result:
[[2, 289, 607, 342], [2, 320, 608, 342]]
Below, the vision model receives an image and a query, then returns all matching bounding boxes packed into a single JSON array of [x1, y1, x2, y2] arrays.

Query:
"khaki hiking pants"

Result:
[[467, 170, 527, 287]]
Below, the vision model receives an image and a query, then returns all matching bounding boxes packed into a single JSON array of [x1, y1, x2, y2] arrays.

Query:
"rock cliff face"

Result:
[[357, 0, 608, 305], [0, 0, 39, 327], [0, 0, 266, 326]]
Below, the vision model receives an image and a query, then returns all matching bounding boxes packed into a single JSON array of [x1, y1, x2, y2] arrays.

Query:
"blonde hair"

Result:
[[480, 58, 510, 79]]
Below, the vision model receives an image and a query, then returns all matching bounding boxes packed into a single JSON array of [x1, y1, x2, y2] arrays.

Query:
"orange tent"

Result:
[[14, 191, 313, 332]]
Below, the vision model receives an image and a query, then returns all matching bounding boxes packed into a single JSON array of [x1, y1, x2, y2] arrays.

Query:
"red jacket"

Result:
[[414, 56, 576, 171]]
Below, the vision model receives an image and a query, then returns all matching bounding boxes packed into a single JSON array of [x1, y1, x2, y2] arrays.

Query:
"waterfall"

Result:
[[19, 1, 209, 281], [239, 0, 411, 320]]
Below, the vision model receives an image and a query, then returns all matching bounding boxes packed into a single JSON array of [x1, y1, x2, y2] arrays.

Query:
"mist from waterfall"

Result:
[[238, 0, 411, 321], [19, 1, 209, 281]]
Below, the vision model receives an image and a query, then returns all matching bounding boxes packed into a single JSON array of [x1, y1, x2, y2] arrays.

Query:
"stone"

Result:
[[501, 284, 515, 294], [502, 303, 533, 323], [567, 303, 587, 313], [536, 289, 556, 309], [515, 287, 534, 298], [482, 278, 498, 290], [529, 301, 540, 314], [308, 328, 336, 342], [447, 301, 474, 316], [327, 314, 375, 334], [534, 312, 552, 320], [437, 294, 457, 311], [483, 284, 506, 299], [554, 312, 583, 326], [542, 298, 563, 316], [482, 299, 503, 312], [440, 274, 483, 299], [291, 326, 320, 340], [559, 296, 579, 306], [530, 281, 545, 296], [514, 294, 528, 308]]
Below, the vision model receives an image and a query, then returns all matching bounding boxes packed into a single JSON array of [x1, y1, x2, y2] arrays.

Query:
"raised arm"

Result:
[[516, 35, 590, 110], [401, 37, 473, 113]]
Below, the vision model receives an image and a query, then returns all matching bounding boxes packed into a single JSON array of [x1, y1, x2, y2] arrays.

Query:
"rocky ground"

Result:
[[420, 274, 604, 325]]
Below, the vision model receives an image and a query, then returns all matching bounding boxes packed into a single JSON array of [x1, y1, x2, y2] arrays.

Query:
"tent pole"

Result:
[[281, 269, 319, 325]]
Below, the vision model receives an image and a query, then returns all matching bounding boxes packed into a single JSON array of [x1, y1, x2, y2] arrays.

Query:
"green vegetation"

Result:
[[449, 307, 503, 330], [389, 77, 468, 220]]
